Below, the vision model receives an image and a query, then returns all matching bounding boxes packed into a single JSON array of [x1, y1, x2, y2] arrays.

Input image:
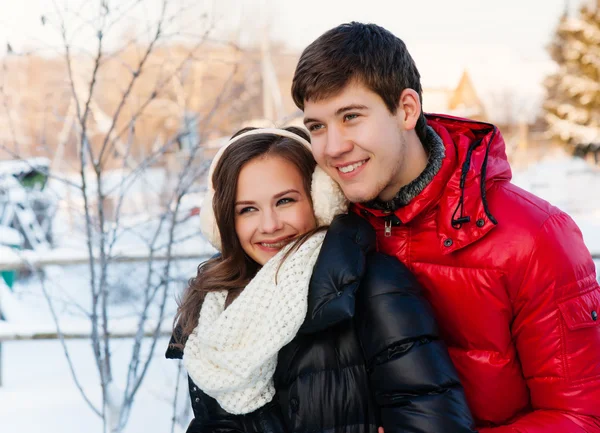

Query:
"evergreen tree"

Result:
[[543, 1, 600, 162]]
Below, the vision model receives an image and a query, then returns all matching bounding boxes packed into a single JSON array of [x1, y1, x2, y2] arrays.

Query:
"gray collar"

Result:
[[366, 125, 445, 212]]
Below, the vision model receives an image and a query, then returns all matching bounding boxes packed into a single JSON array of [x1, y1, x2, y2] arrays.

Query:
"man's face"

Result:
[[303, 82, 408, 203]]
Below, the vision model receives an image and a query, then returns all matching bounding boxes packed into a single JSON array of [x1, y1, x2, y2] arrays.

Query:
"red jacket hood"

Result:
[[355, 114, 512, 253]]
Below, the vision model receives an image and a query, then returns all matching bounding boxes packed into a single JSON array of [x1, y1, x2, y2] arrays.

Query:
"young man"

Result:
[[292, 22, 600, 432]]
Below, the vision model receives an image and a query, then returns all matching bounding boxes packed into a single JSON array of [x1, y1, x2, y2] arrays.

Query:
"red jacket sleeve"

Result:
[[482, 212, 600, 432]]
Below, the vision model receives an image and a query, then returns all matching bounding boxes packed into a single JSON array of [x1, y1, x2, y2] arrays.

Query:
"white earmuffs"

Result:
[[199, 128, 348, 251]]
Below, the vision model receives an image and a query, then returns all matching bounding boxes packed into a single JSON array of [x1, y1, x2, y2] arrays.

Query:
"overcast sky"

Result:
[[0, 0, 591, 120]]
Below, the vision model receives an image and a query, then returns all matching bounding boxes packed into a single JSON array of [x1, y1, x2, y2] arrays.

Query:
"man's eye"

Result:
[[308, 124, 324, 132], [344, 113, 358, 121], [277, 197, 295, 206]]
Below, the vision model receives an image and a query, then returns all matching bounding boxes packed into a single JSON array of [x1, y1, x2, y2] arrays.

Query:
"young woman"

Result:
[[167, 127, 476, 433]]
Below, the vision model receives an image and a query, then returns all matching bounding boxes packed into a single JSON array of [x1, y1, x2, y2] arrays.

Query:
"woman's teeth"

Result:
[[338, 160, 366, 174], [261, 240, 290, 248]]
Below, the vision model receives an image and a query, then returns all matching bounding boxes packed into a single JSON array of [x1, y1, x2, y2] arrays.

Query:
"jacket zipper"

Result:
[[384, 214, 402, 237], [384, 218, 392, 237]]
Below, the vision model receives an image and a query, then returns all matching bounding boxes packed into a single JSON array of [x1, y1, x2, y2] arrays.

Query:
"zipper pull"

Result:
[[384, 218, 392, 237]]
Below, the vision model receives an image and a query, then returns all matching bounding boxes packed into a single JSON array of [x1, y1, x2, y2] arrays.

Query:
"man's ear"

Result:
[[397, 89, 421, 131]]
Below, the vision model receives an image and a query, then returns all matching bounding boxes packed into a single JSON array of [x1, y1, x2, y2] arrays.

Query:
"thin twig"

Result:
[[0, 145, 82, 189], [54, 0, 108, 416], [96, 0, 168, 166], [170, 360, 184, 433], [35, 266, 102, 417]]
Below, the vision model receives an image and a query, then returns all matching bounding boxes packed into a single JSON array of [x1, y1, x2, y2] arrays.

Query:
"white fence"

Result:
[[0, 244, 210, 272]]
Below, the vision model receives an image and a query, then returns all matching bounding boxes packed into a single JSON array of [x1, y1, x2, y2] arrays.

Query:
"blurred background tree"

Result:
[[544, 0, 600, 163]]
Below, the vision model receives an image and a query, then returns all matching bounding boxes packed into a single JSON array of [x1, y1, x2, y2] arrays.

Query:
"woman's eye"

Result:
[[238, 206, 256, 215], [277, 197, 295, 206]]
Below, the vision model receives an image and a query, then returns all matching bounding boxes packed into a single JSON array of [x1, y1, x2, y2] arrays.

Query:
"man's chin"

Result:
[[341, 188, 379, 204]]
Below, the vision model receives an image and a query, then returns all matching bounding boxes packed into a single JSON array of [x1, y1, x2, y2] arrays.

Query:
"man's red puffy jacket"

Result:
[[354, 114, 600, 432]]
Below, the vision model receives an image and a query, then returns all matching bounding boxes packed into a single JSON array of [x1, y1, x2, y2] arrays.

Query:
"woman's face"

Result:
[[234, 155, 317, 265]]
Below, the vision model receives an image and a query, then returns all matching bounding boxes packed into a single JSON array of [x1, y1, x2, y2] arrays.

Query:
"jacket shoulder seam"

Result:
[[497, 183, 561, 218]]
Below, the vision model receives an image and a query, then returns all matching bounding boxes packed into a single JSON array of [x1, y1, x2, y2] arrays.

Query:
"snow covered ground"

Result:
[[0, 260, 202, 432], [0, 150, 599, 432], [0, 337, 190, 433], [0, 199, 212, 431]]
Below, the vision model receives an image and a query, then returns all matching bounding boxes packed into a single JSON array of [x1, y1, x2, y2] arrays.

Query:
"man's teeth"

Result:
[[338, 160, 366, 174], [261, 240, 290, 248]]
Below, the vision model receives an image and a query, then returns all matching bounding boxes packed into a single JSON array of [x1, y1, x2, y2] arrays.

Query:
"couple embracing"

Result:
[[167, 22, 600, 433]]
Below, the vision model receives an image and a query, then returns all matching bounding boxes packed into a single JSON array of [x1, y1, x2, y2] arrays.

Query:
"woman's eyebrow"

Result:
[[235, 189, 300, 206], [235, 200, 255, 206], [274, 189, 299, 199]]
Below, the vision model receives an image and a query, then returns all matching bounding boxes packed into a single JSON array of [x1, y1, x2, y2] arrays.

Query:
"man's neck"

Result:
[[367, 125, 446, 212]]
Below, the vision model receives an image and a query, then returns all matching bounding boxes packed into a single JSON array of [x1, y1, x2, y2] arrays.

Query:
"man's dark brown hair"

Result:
[[292, 22, 427, 141]]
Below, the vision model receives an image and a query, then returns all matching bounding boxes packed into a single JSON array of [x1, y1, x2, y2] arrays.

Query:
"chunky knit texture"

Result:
[[183, 231, 325, 415]]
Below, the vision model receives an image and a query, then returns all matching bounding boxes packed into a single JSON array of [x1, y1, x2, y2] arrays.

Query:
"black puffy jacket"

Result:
[[167, 213, 476, 433]]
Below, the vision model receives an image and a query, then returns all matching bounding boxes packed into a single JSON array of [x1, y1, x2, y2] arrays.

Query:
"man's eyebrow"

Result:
[[303, 117, 319, 126], [303, 104, 368, 126], [334, 104, 368, 116]]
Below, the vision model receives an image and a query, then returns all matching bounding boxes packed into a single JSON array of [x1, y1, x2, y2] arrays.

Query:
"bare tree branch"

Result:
[[171, 360, 184, 433], [1, 1, 254, 431], [35, 265, 101, 417], [53, 0, 110, 419], [100, 25, 222, 167], [0, 145, 83, 189], [104, 0, 146, 33], [96, 0, 168, 166], [0, 60, 22, 155]]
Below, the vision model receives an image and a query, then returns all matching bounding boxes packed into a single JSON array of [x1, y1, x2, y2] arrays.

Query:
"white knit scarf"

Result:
[[183, 231, 325, 415]]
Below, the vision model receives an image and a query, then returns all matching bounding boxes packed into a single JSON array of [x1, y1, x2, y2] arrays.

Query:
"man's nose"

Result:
[[324, 126, 353, 159]]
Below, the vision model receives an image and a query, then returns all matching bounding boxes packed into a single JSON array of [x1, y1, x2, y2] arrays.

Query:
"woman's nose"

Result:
[[259, 208, 283, 233]]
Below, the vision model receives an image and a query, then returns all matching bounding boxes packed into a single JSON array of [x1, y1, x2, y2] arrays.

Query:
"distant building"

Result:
[[422, 70, 487, 121]]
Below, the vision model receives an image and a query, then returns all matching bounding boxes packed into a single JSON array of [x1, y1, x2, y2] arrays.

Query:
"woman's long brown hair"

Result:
[[172, 126, 320, 348]]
